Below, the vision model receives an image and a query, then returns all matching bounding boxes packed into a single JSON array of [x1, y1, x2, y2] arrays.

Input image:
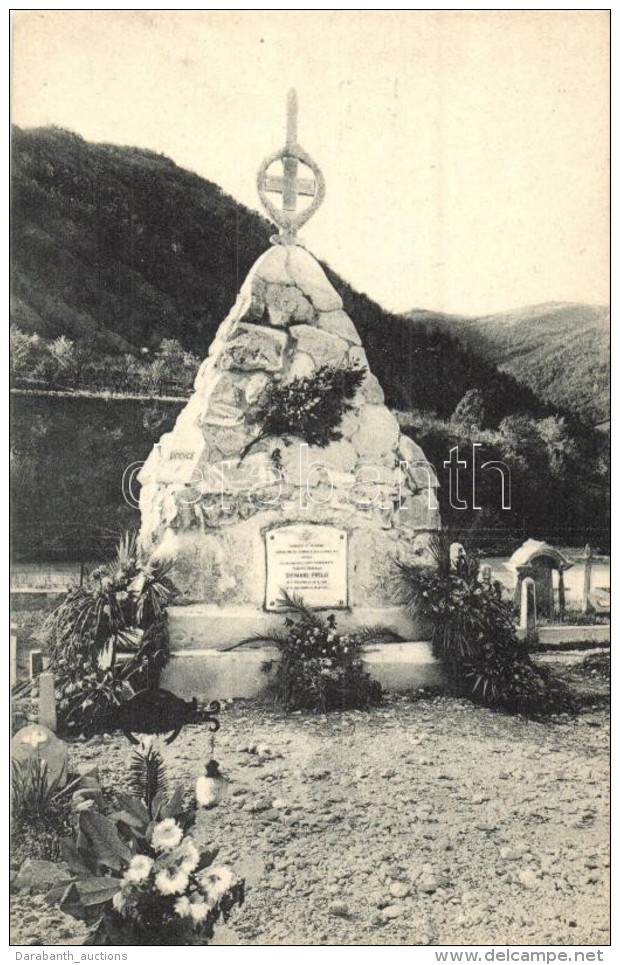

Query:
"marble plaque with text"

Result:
[[265, 524, 348, 610]]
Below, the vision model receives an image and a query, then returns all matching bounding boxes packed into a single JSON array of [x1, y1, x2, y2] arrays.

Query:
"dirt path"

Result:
[[11, 692, 609, 946]]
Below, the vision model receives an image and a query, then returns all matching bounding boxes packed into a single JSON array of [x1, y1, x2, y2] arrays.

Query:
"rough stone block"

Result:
[[212, 424, 253, 457], [316, 310, 362, 344], [244, 372, 269, 404], [151, 426, 209, 486], [397, 435, 439, 488], [289, 324, 349, 367], [286, 352, 316, 381], [11, 725, 68, 788], [38, 673, 57, 733], [218, 323, 288, 372], [202, 372, 247, 427], [243, 276, 268, 321], [194, 356, 217, 391], [166, 603, 428, 652], [264, 283, 315, 326], [406, 532, 438, 567], [351, 405, 400, 461], [286, 246, 343, 311]]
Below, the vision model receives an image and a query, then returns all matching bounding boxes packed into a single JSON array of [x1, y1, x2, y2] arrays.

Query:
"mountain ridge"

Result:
[[405, 301, 609, 425]]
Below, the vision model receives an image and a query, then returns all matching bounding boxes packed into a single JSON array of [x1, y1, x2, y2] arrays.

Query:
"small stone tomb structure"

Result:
[[509, 539, 574, 619]]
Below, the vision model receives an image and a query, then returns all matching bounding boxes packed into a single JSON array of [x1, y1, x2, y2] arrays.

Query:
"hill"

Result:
[[12, 125, 549, 425], [406, 303, 609, 426]]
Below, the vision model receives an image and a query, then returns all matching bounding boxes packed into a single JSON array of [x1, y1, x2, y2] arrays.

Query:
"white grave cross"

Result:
[[257, 89, 326, 242]]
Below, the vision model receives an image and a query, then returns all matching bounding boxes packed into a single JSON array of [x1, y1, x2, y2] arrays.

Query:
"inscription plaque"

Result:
[[265, 524, 348, 610]]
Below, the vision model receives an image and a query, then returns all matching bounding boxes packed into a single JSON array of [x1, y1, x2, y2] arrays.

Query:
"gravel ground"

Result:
[[11, 677, 610, 947]]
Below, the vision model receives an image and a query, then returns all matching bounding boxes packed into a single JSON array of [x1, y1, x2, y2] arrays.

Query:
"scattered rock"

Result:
[[418, 874, 447, 894], [269, 875, 287, 891], [328, 902, 350, 918], [9, 694, 609, 946], [518, 870, 539, 890], [382, 903, 406, 920], [389, 881, 410, 899]]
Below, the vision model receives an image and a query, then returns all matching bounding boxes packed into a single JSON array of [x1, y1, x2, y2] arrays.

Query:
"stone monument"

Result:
[[138, 91, 441, 692]]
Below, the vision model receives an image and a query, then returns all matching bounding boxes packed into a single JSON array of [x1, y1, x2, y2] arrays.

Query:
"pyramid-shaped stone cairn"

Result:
[[138, 93, 440, 640]]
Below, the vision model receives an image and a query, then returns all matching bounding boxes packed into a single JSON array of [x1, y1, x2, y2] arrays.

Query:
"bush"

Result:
[[11, 756, 74, 862], [42, 533, 175, 736], [254, 593, 389, 713], [399, 536, 573, 717], [11, 758, 103, 862]]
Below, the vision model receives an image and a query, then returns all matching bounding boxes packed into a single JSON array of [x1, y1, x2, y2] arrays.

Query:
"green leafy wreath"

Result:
[[240, 361, 365, 461]]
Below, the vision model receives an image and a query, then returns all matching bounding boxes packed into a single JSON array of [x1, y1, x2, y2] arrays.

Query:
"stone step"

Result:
[[160, 641, 444, 701]]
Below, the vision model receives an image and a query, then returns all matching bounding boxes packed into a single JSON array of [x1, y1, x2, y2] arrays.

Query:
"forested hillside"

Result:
[[407, 303, 610, 426]]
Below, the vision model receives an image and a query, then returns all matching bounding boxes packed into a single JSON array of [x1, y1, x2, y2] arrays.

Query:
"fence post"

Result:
[[519, 577, 537, 635], [582, 544, 593, 613], [557, 567, 566, 617], [38, 672, 57, 732]]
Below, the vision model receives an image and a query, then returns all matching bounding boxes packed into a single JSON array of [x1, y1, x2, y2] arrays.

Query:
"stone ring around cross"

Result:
[[257, 144, 326, 238]]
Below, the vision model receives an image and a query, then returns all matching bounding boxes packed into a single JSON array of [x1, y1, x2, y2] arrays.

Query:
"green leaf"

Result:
[[195, 847, 219, 873], [79, 810, 132, 871], [57, 882, 85, 919], [74, 876, 123, 907], [108, 809, 147, 832], [150, 788, 167, 821], [46, 880, 77, 906], [60, 837, 95, 876], [112, 790, 150, 827], [160, 786, 184, 819]]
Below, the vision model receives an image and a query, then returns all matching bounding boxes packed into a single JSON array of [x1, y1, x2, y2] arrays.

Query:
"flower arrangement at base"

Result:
[[398, 534, 574, 717], [48, 783, 244, 945], [252, 592, 397, 712], [41, 532, 176, 737]]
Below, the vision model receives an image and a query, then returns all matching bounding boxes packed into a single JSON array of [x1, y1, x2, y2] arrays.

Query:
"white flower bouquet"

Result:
[[49, 790, 244, 945]]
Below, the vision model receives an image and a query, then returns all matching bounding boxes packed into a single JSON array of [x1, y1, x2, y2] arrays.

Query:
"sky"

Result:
[[11, 9, 610, 316]]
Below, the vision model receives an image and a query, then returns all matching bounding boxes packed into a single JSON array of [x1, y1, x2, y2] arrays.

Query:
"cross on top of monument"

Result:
[[257, 89, 326, 245]]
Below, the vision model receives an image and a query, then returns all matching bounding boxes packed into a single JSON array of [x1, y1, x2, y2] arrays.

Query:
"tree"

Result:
[[451, 389, 486, 432], [153, 339, 200, 392], [537, 415, 577, 478], [49, 335, 78, 378], [9, 325, 45, 379], [499, 414, 547, 477]]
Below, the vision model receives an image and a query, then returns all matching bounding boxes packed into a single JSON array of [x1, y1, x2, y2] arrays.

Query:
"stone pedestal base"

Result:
[[160, 641, 445, 701]]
